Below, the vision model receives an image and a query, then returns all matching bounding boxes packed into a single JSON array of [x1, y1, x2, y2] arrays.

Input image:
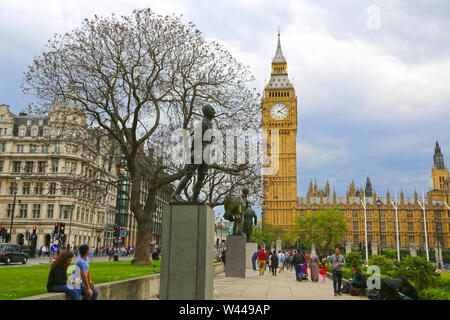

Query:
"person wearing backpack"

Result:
[[293, 250, 306, 282]]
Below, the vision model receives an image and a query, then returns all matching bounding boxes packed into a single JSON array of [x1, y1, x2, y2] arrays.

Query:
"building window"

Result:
[[367, 222, 372, 231], [25, 161, 33, 173], [352, 211, 358, 218], [44, 129, 50, 137], [19, 128, 25, 137], [35, 183, 43, 195], [38, 161, 46, 173], [435, 211, 442, 219], [26, 119, 32, 126], [1, 143, 5, 152], [367, 212, 371, 218], [26, 128, 31, 137], [0, 115, 4, 122], [38, 127, 43, 136], [49, 183, 57, 195], [55, 143, 60, 153], [407, 211, 413, 218], [16, 145, 24, 153], [30, 145, 38, 153], [32, 128, 38, 137], [52, 161, 58, 173], [381, 222, 386, 231], [19, 204, 28, 218], [39, 119, 44, 126], [9, 182, 18, 195], [47, 204, 54, 218], [13, 161, 21, 173], [23, 182, 30, 195], [408, 222, 414, 232], [7, 204, 14, 218], [353, 221, 358, 230], [0, 160, 3, 172], [32, 204, 41, 218], [59, 205, 70, 219], [41, 145, 49, 153]]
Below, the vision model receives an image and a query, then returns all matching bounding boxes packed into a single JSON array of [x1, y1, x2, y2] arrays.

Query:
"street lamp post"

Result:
[[391, 191, 401, 262], [68, 204, 75, 251], [8, 177, 21, 243], [417, 191, 430, 261], [361, 195, 369, 263], [376, 198, 382, 256]]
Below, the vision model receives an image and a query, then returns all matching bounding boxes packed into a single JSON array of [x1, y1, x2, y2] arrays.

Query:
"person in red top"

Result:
[[258, 248, 267, 276], [319, 262, 327, 282]]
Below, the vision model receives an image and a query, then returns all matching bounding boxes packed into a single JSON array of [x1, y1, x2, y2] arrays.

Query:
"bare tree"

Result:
[[22, 8, 261, 265]]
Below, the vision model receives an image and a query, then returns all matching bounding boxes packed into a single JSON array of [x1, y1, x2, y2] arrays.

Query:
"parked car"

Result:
[[0, 243, 28, 265]]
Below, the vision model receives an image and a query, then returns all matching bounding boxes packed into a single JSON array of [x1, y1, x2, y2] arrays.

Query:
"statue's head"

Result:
[[242, 188, 249, 196], [202, 104, 215, 119]]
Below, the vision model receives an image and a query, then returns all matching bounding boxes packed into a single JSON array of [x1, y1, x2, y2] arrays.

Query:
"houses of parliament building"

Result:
[[262, 32, 450, 250]]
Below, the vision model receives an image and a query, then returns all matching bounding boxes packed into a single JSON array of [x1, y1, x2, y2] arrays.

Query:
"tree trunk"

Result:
[[131, 214, 152, 265]]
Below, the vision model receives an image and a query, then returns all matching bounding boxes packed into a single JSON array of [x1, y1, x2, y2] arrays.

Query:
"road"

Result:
[[0, 255, 136, 267]]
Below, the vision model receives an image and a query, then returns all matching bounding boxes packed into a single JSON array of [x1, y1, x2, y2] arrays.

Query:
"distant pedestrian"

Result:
[[77, 244, 98, 300], [329, 247, 346, 296], [47, 251, 80, 300], [258, 248, 267, 276], [293, 250, 306, 282], [108, 247, 115, 262], [252, 251, 259, 271], [271, 251, 279, 276], [267, 252, 272, 272], [278, 250, 285, 273], [319, 262, 327, 282], [289, 251, 294, 271], [309, 252, 320, 282]]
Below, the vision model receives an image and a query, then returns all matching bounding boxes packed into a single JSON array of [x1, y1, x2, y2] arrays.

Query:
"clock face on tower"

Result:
[[270, 103, 288, 120]]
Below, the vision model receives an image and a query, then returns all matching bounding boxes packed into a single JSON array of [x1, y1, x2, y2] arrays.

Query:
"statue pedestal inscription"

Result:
[[246, 242, 258, 269], [160, 204, 214, 300], [225, 234, 246, 278]]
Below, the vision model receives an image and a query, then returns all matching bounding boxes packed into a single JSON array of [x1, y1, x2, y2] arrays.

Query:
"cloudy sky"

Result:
[[1, 0, 449, 200]]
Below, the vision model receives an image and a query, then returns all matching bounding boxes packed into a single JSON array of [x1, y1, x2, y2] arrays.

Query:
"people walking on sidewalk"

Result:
[[258, 248, 267, 276], [252, 251, 259, 271], [293, 250, 306, 281], [271, 250, 279, 276], [309, 251, 320, 282], [278, 250, 285, 273], [328, 246, 346, 296], [319, 262, 327, 282]]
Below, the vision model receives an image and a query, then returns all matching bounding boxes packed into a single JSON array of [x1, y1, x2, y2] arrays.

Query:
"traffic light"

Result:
[[0, 227, 6, 238], [54, 223, 59, 236], [32, 226, 37, 234], [59, 223, 65, 237]]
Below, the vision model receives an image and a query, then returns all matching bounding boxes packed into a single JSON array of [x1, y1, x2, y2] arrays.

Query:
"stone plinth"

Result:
[[159, 204, 214, 300], [275, 238, 282, 253], [345, 240, 352, 255], [225, 234, 246, 278], [246, 242, 258, 270], [371, 241, 378, 256], [409, 242, 417, 257]]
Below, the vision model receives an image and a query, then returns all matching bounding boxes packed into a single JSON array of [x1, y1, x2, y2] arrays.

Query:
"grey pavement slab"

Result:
[[214, 268, 366, 300]]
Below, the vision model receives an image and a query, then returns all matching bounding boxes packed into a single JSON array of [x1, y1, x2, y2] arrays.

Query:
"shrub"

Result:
[[393, 256, 440, 291], [369, 255, 394, 274], [381, 249, 398, 260], [345, 252, 363, 268], [419, 287, 450, 300]]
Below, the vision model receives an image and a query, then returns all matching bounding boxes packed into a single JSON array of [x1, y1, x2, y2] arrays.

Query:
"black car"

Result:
[[0, 243, 28, 265]]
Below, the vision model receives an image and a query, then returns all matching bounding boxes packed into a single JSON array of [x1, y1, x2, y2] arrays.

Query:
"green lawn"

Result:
[[0, 260, 160, 300], [441, 272, 450, 281]]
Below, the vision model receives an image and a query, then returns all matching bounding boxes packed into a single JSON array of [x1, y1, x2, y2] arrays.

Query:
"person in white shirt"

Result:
[[277, 250, 285, 273]]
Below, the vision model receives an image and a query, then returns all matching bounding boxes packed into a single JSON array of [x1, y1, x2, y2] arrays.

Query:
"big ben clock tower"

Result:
[[262, 30, 298, 231]]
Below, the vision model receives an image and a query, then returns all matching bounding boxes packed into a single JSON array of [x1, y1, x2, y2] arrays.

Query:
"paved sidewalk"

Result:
[[214, 268, 366, 300]]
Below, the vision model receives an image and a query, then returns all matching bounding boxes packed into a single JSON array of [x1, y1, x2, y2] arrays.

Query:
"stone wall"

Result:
[[20, 263, 225, 300]]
